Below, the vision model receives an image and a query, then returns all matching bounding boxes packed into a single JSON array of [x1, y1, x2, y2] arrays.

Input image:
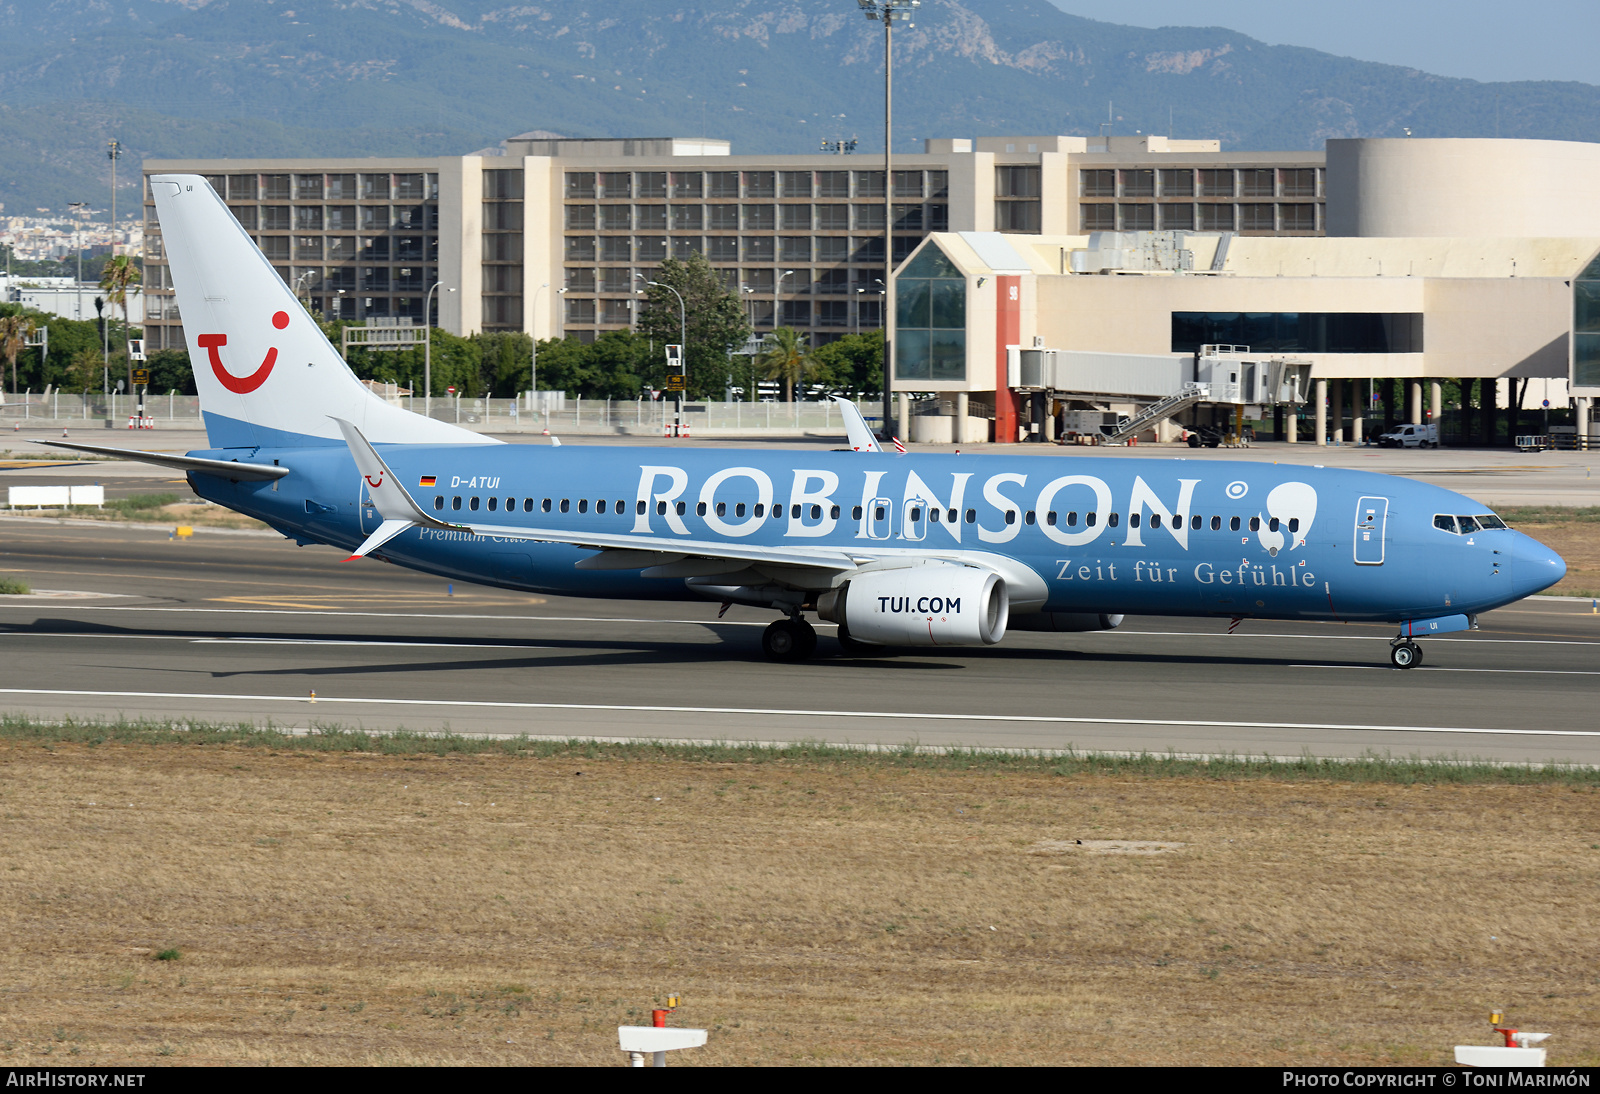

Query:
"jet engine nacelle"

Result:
[[1007, 612, 1125, 632], [818, 565, 1008, 647]]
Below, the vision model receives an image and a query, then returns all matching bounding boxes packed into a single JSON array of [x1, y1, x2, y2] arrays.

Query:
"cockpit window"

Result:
[[1435, 513, 1505, 534]]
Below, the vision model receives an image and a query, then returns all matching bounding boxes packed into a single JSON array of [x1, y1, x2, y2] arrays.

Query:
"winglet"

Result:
[[831, 396, 882, 453], [330, 416, 470, 540]]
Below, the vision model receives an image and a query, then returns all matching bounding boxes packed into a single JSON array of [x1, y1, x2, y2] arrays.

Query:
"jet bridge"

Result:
[[1013, 345, 1311, 442]]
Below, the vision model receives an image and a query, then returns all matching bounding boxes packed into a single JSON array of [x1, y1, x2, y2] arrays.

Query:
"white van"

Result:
[[1377, 423, 1439, 448]]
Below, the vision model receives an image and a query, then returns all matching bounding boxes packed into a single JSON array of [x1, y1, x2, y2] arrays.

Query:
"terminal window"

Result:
[[1120, 170, 1154, 197], [1080, 170, 1115, 198], [1172, 312, 1424, 354], [1281, 169, 1317, 198], [1575, 251, 1600, 389], [1159, 204, 1194, 230], [1239, 204, 1275, 232], [1280, 203, 1316, 232], [1119, 204, 1155, 231], [1159, 170, 1193, 197], [895, 243, 966, 382]]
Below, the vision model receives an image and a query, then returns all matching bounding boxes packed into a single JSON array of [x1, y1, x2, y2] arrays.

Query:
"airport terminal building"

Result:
[[142, 134, 1600, 444]]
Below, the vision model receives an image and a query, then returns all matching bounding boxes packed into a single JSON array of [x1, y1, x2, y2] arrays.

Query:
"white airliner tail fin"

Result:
[[832, 396, 882, 452], [150, 174, 496, 450]]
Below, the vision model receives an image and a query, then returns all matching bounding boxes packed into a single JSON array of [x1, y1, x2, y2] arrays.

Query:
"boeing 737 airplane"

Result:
[[50, 175, 1567, 667]]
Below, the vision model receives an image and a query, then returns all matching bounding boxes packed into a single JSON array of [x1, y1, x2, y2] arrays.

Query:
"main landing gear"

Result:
[[1389, 639, 1425, 669], [762, 616, 817, 662]]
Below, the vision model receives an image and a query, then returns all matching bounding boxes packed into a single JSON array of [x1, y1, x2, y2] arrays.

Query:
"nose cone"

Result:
[[1511, 531, 1566, 598]]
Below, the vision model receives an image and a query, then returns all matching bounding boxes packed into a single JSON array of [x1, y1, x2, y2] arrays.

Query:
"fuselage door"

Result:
[[901, 495, 929, 541], [1354, 496, 1388, 565], [867, 497, 894, 540]]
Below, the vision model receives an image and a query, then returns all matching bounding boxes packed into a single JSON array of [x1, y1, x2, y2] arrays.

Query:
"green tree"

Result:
[[146, 348, 195, 395], [812, 331, 884, 397], [479, 331, 533, 397], [98, 254, 141, 393], [0, 313, 35, 395], [582, 331, 653, 399], [636, 252, 751, 400], [756, 327, 818, 403], [68, 347, 104, 395], [1, 306, 109, 392]]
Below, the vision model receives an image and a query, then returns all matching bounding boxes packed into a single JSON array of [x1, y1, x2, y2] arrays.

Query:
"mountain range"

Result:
[[1, 0, 1598, 218]]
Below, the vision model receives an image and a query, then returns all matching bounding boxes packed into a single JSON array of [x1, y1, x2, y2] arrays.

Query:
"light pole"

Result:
[[423, 282, 454, 419], [775, 268, 797, 334], [292, 270, 318, 306], [107, 141, 121, 259], [529, 283, 566, 406], [645, 278, 687, 430], [855, 284, 884, 337], [68, 203, 86, 284], [857, 0, 918, 436]]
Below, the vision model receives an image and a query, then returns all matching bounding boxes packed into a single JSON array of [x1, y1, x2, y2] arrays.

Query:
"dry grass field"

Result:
[[1500, 507, 1600, 599], [0, 734, 1596, 1067]]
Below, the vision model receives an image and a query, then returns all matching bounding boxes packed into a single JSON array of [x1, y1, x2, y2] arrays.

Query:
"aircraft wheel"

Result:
[[1390, 641, 1421, 669], [762, 618, 816, 662]]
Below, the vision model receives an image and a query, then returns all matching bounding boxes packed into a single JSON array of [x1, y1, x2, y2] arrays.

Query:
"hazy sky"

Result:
[[1049, 1, 1599, 85]]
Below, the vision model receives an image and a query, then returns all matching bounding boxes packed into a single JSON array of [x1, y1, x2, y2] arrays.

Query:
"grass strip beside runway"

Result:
[[2, 713, 1595, 786]]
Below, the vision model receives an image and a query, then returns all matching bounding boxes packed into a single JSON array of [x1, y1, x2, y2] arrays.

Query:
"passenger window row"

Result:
[[433, 495, 629, 514], [427, 493, 1300, 537]]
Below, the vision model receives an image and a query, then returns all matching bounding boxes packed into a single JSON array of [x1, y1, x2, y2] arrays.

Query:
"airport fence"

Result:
[[0, 392, 882, 437]]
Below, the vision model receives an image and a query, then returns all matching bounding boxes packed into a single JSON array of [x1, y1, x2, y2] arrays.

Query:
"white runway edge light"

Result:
[[619, 995, 707, 1067], [1455, 1011, 1550, 1067]]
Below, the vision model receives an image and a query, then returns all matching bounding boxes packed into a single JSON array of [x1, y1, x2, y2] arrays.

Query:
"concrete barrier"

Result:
[[7, 485, 103, 508]]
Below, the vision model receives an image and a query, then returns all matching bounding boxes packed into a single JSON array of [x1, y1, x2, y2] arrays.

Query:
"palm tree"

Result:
[[756, 326, 817, 403], [0, 313, 35, 397], [98, 255, 141, 392]]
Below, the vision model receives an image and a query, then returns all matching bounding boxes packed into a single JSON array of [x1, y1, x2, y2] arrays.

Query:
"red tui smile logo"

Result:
[[198, 310, 288, 394]]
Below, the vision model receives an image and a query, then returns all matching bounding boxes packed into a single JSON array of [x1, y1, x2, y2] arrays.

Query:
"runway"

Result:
[[1, 520, 1596, 764]]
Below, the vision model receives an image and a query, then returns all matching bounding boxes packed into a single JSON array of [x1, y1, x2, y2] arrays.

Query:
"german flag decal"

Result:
[[420, 475, 437, 487]]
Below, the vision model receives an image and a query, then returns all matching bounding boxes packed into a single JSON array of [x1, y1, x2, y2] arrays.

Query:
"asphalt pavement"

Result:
[[0, 519, 1595, 765]]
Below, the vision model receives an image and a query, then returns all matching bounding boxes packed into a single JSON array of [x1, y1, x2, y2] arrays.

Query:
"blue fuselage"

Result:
[[187, 443, 1566, 624]]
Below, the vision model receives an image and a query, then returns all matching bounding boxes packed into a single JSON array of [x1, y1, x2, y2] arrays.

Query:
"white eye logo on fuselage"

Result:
[[1257, 482, 1317, 553]]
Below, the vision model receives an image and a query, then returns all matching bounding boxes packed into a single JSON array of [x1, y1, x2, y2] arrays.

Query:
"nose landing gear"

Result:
[[1389, 639, 1424, 669], [762, 615, 817, 662]]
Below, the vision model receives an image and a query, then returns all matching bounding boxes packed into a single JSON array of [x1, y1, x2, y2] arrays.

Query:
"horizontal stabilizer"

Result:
[[346, 518, 414, 561], [43, 439, 288, 481]]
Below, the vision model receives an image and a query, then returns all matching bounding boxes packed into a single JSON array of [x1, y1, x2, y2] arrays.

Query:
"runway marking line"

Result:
[[6, 606, 1597, 645], [0, 688, 1595, 739], [1293, 664, 1600, 676]]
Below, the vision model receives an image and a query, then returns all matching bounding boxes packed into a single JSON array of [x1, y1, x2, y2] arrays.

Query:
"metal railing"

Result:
[[0, 393, 879, 436]]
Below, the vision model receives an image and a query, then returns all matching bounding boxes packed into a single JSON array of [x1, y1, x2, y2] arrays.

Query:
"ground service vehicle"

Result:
[[1377, 424, 1439, 448]]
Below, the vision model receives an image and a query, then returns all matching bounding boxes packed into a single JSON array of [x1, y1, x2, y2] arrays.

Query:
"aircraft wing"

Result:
[[42, 439, 290, 481], [831, 396, 882, 452]]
